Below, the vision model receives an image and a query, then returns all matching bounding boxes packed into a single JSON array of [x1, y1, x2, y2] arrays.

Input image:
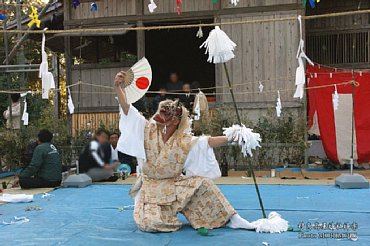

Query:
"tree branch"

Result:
[[3, 1, 53, 64]]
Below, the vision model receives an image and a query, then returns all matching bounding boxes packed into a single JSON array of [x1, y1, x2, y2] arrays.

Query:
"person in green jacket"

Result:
[[18, 129, 62, 189]]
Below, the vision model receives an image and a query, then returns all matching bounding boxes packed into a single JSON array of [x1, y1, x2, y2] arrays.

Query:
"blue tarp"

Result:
[[0, 169, 21, 178], [1, 184, 369, 246]]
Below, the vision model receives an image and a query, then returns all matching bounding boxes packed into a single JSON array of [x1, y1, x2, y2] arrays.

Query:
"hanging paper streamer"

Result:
[[41, 73, 55, 99], [39, 33, 56, 99], [294, 15, 314, 99], [176, 0, 182, 15], [332, 85, 339, 111], [196, 26, 203, 38], [67, 88, 75, 114], [212, 0, 218, 3], [20, 91, 32, 98], [148, 0, 157, 13], [20, 92, 31, 126], [258, 81, 264, 93], [194, 93, 201, 121], [22, 98, 29, 126], [27, 6, 40, 28], [192, 90, 209, 121], [90, 1, 98, 12], [200, 26, 237, 64], [276, 90, 282, 117], [73, 0, 80, 9], [39, 32, 48, 79], [231, 0, 240, 6], [223, 124, 261, 157]]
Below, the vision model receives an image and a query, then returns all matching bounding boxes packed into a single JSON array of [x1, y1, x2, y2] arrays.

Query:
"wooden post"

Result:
[[64, 0, 73, 135], [2, 1, 12, 130], [16, 0, 25, 130], [3, 0, 53, 64], [52, 53, 59, 122], [300, 7, 309, 168], [136, 20, 145, 60]]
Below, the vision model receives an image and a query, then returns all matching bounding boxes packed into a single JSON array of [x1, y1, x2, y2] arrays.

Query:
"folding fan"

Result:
[[122, 57, 152, 104]]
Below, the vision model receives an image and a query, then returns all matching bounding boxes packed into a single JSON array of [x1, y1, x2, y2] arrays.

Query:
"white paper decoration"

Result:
[[200, 26, 237, 64]]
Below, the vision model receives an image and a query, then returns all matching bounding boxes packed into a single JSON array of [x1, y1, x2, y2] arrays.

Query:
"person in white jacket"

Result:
[[3, 94, 21, 130], [114, 71, 256, 233]]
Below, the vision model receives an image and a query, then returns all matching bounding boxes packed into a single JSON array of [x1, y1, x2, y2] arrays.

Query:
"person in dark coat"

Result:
[[179, 83, 195, 113], [78, 129, 117, 182]]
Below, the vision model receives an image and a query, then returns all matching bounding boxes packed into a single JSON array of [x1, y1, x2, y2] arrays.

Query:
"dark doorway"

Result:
[[145, 21, 215, 92]]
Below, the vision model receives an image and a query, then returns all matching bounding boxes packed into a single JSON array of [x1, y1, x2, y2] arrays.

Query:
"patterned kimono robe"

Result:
[[117, 106, 236, 232]]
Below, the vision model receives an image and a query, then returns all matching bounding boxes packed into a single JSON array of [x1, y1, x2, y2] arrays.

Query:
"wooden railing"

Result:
[[306, 31, 369, 66]]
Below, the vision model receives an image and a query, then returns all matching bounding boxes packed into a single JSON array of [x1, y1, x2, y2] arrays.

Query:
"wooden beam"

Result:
[[306, 25, 370, 34], [71, 61, 135, 70], [3, 1, 53, 64], [136, 0, 143, 16], [220, 101, 303, 109], [74, 107, 120, 113], [64, 3, 301, 28]]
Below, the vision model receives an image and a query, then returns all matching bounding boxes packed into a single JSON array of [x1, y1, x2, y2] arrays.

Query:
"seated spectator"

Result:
[[166, 72, 183, 95], [3, 93, 21, 130], [18, 129, 62, 188], [150, 87, 169, 114], [109, 132, 136, 173], [191, 81, 200, 91], [78, 129, 118, 182], [179, 83, 195, 112]]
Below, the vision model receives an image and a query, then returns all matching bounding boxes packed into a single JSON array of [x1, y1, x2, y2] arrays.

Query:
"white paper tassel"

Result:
[[276, 90, 282, 117], [196, 26, 203, 38], [148, 0, 157, 13], [294, 16, 313, 99], [333, 85, 339, 111], [67, 88, 75, 114], [223, 124, 261, 157], [200, 26, 236, 64], [259, 81, 264, 93], [22, 98, 29, 126], [251, 212, 289, 233], [231, 0, 240, 6]]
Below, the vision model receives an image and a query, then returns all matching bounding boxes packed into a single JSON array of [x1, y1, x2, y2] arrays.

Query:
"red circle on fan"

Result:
[[136, 77, 150, 90]]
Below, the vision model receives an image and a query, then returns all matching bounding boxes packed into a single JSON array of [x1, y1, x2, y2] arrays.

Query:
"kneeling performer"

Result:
[[114, 71, 256, 232]]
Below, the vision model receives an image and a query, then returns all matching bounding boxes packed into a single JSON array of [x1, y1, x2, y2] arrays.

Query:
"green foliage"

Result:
[[0, 104, 91, 171], [0, 130, 26, 171], [254, 108, 305, 144]]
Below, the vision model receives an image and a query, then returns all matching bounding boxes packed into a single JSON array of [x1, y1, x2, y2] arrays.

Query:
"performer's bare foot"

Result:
[[226, 214, 256, 230]]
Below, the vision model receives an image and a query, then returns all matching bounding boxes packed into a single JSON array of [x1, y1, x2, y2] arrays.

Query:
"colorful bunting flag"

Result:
[[90, 1, 97, 12], [73, 0, 80, 9], [176, 0, 182, 15], [27, 6, 40, 28]]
